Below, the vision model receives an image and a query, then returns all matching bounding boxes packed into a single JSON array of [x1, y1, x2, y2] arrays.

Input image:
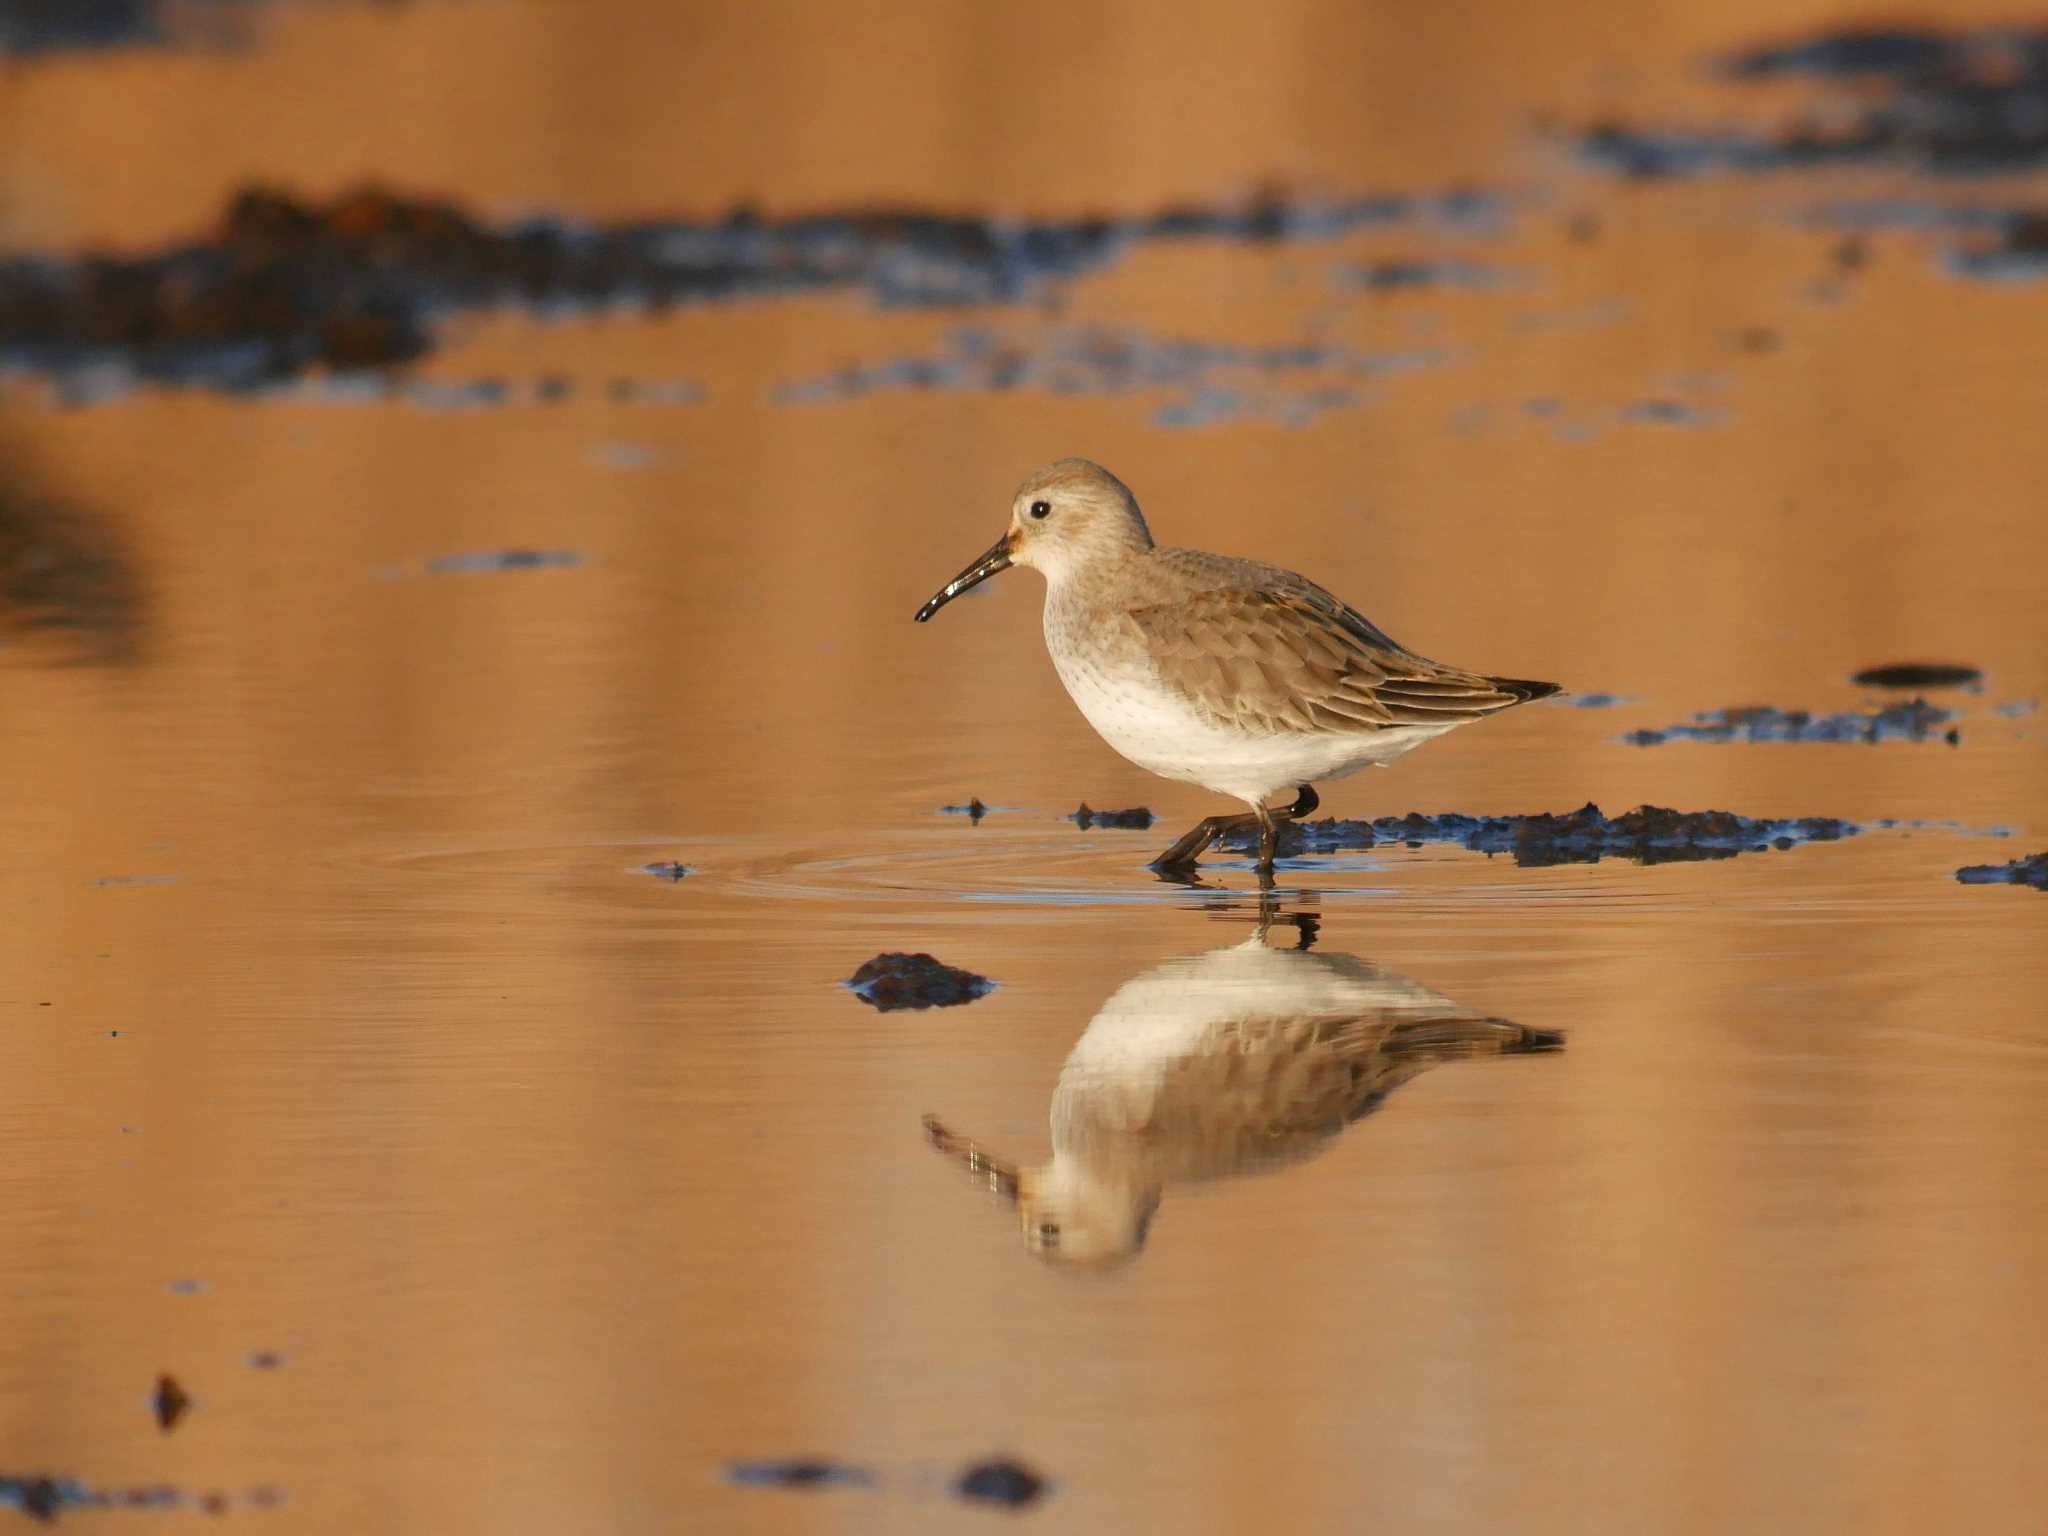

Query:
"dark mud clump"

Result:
[[0, 182, 1501, 395], [845, 953, 994, 1012], [1625, 699, 1955, 745], [1574, 26, 2048, 178], [0, 1474, 66, 1522], [640, 862, 689, 882], [956, 1459, 1050, 1508], [1851, 662, 1982, 689], [1956, 852, 2048, 891], [1071, 803, 1155, 830], [727, 1459, 875, 1491], [1235, 803, 1858, 867], [152, 1374, 190, 1432]]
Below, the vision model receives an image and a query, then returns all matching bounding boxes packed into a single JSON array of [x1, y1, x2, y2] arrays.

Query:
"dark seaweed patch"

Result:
[[1574, 27, 2048, 178], [727, 1460, 874, 1490], [956, 1459, 1050, 1508], [0, 183, 1503, 394], [1225, 803, 1859, 867], [1851, 662, 1982, 689], [1956, 852, 2048, 890], [845, 954, 994, 1012], [1625, 699, 1954, 745], [1071, 804, 1155, 830]]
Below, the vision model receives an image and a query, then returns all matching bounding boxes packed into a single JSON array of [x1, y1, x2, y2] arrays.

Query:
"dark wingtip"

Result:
[[1491, 676, 1563, 704]]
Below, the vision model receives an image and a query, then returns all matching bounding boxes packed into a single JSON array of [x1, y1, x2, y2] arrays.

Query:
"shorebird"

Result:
[[914, 459, 1559, 872], [924, 919, 1562, 1266]]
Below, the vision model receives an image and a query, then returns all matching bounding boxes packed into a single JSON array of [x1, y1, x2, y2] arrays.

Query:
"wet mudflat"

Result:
[[3, 3, 2048, 1534]]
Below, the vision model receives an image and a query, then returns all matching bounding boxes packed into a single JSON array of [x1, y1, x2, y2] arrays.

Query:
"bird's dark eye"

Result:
[[1038, 1222, 1060, 1244], [1029, 500, 1051, 520]]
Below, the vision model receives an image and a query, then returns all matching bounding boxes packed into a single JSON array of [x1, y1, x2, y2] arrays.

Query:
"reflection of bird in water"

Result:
[[925, 918, 1561, 1266]]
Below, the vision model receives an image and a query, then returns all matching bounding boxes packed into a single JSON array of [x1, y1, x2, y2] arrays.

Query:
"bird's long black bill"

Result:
[[913, 535, 1013, 622]]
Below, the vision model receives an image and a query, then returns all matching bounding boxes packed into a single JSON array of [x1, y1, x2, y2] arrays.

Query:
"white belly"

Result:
[[1048, 644, 1456, 806]]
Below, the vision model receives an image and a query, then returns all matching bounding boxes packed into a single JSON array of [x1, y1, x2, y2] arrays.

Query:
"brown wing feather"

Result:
[[1127, 577, 1554, 736]]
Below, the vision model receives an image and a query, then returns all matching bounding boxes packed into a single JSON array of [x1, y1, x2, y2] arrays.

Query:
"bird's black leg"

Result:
[[1154, 784, 1321, 874], [1151, 810, 1258, 871]]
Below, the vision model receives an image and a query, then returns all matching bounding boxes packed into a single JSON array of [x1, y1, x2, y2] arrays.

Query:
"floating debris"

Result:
[[0, 183, 1503, 395], [423, 549, 582, 575], [1624, 699, 1955, 745], [640, 862, 690, 882], [1071, 803, 1155, 830], [152, 1374, 190, 1433], [1227, 803, 1859, 867], [1573, 26, 2048, 178], [845, 953, 994, 1012], [938, 797, 989, 822], [955, 1459, 1050, 1508], [1956, 852, 2048, 890], [727, 1459, 875, 1491], [1851, 662, 1982, 689]]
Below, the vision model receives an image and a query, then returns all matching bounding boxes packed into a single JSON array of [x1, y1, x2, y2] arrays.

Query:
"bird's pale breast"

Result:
[[1042, 595, 1452, 805]]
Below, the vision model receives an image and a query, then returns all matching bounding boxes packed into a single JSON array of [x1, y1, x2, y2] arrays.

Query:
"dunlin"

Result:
[[924, 918, 1562, 1266], [914, 459, 1559, 872]]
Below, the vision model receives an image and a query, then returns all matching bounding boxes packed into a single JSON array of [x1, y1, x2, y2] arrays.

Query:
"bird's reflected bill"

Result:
[[913, 535, 1013, 622], [922, 1114, 1020, 1199]]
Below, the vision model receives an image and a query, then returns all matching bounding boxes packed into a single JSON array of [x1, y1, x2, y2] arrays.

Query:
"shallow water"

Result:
[[3, 2, 2048, 1531]]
